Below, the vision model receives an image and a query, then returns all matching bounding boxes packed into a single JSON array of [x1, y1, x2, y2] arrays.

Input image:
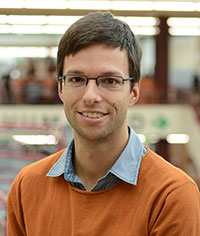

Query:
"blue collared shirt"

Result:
[[47, 126, 147, 191]]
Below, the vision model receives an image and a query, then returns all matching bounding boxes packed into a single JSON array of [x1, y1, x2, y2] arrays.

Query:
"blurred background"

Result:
[[0, 0, 200, 234]]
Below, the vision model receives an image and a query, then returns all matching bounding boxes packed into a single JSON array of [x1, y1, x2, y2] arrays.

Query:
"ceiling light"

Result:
[[51, 47, 58, 57], [117, 17, 159, 27], [169, 27, 200, 36], [11, 25, 45, 34], [0, 16, 159, 35], [12, 135, 58, 145], [167, 17, 200, 27], [46, 16, 82, 25], [166, 134, 190, 144], [0, 23, 67, 35], [0, 25, 11, 34], [131, 26, 159, 35], [24, 0, 69, 9], [0, 0, 200, 12], [8, 15, 48, 25], [43, 25, 68, 34], [0, 47, 50, 58], [0, 15, 8, 24], [154, 1, 196, 11], [2, 14, 159, 27], [112, 1, 153, 10], [68, 1, 111, 10], [0, 0, 24, 8], [0, 15, 82, 27], [197, 2, 200, 11]]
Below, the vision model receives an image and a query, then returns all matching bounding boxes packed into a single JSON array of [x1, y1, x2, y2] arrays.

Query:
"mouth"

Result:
[[79, 112, 105, 119]]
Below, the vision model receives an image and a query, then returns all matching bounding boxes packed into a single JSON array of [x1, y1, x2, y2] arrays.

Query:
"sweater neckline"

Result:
[[68, 179, 124, 195]]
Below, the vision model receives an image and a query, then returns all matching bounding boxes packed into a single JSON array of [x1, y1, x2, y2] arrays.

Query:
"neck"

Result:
[[73, 126, 129, 191]]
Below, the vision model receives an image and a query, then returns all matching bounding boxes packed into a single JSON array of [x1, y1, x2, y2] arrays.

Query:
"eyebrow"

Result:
[[64, 69, 123, 77], [64, 69, 84, 75], [100, 71, 123, 77]]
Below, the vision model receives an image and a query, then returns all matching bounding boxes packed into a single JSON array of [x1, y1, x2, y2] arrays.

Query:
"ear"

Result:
[[129, 81, 140, 106], [58, 81, 64, 102]]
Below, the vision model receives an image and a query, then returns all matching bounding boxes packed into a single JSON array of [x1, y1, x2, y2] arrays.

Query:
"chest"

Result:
[[22, 181, 153, 236]]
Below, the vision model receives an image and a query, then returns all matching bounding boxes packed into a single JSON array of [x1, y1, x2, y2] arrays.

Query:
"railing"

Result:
[[0, 191, 7, 236]]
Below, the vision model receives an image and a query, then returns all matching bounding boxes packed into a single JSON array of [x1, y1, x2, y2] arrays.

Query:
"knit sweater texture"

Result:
[[7, 148, 200, 236]]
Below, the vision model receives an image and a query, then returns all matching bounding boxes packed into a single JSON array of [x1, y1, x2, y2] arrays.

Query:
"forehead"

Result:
[[63, 44, 129, 76]]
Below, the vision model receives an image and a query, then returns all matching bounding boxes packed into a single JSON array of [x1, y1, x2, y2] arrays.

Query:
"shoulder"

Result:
[[11, 149, 66, 186], [138, 147, 200, 230], [139, 147, 198, 192]]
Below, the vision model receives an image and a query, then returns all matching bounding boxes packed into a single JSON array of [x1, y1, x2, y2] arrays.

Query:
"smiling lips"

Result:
[[81, 112, 105, 119]]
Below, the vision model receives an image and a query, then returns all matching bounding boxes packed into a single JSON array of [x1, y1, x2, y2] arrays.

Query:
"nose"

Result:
[[82, 80, 102, 105]]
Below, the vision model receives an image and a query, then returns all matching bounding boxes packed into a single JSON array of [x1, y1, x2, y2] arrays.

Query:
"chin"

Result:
[[75, 128, 109, 141]]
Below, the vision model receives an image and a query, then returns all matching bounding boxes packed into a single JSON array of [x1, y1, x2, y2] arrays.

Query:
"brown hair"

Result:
[[57, 12, 142, 89]]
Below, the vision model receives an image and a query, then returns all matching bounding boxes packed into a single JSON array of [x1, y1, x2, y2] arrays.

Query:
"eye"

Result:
[[101, 77, 121, 85], [65, 75, 86, 85], [70, 76, 85, 83]]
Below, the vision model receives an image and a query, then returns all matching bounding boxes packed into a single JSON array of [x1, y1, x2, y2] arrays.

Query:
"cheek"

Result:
[[111, 98, 120, 109], [63, 90, 80, 107], [110, 94, 130, 111], [111, 99, 126, 112]]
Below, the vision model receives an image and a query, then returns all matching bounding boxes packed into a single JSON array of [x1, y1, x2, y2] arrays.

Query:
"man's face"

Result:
[[59, 44, 139, 141]]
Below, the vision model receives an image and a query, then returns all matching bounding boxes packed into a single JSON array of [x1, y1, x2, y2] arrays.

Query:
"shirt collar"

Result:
[[110, 126, 146, 185], [46, 141, 73, 177], [46, 126, 146, 186]]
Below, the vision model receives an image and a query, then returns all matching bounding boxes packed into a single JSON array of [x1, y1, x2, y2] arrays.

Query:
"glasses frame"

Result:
[[58, 74, 133, 89]]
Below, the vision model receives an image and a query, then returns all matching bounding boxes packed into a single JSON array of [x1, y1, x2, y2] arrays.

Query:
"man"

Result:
[[7, 12, 200, 235]]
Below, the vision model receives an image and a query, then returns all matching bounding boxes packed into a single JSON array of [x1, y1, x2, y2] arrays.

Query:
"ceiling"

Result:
[[0, 0, 200, 17], [0, 0, 199, 50]]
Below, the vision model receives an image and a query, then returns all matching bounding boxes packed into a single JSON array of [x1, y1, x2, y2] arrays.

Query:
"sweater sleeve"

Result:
[[7, 172, 27, 236], [149, 181, 200, 235]]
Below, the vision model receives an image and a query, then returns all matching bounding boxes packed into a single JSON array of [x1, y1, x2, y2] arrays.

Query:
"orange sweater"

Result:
[[7, 148, 200, 236]]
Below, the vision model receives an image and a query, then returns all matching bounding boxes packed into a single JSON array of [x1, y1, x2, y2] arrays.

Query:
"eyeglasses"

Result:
[[59, 74, 133, 91]]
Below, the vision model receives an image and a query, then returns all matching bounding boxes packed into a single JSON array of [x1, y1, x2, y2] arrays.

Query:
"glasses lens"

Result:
[[65, 75, 86, 88], [98, 76, 123, 90]]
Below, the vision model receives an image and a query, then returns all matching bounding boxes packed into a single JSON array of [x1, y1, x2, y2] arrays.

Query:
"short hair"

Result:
[[57, 12, 142, 89]]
